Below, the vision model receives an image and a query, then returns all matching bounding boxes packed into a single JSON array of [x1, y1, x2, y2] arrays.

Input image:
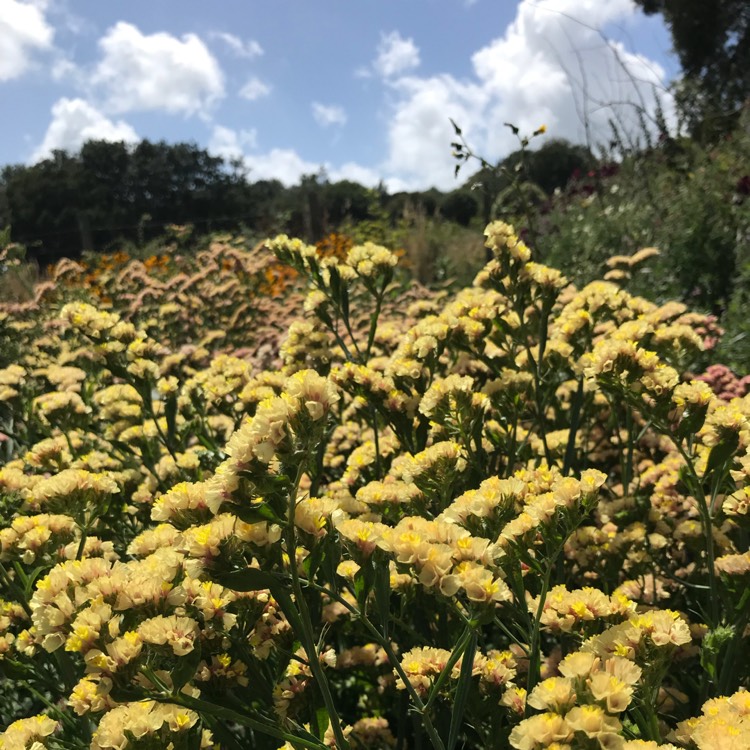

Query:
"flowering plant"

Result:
[[0, 224, 749, 749]]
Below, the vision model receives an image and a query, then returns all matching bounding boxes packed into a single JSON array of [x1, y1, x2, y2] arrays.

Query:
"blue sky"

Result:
[[1, 0, 678, 190]]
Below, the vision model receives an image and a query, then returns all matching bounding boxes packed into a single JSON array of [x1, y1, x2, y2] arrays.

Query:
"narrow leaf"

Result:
[[172, 640, 202, 692], [424, 626, 472, 710], [447, 631, 477, 750], [373, 556, 391, 639]]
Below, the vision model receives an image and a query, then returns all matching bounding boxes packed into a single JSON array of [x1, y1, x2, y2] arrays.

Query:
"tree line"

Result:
[[0, 138, 593, 265]]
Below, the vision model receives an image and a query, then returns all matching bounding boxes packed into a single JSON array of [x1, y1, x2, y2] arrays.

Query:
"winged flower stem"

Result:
[[526, 536, 568, 700], [525, 560, 553, 699], [365, 281, 387, 361], [674, 441, 719, 627], [165, 693, 328, 750], [285, 462, 350, 749], [297, 576, 447, 750]]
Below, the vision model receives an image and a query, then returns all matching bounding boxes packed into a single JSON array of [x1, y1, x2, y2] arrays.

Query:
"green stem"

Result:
[[337, 303, 363, 361], [0, 561, 32, 616], [526, 560, 553, 699], [285, 466, 349, 750], [423, 625, 473, 711], [717, 611, 750, 695], [365, 284, 386, 361], [562, 377, 585, 476], [298, 576, 446, 750], [19, 678, 79, 731], [75, 517, 90, 561], [371, 408, 383, 480], [674, 441, 719, 627], [140, 387, 182, 467], [167, 693, 327, 750], [523, 320, 551, 468], [623, 408, 634, 496]]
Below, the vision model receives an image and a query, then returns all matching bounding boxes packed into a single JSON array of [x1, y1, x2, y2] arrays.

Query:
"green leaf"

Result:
[[328, 264, 341, 299], [449, 118, 462, 136], [311, 704, 330, 741], [704, 433, 739, 478], [108, 682, 146, 703], [425, 626, 472, 710], [322, 533, 342, 594], [220, 567, 307, 641], [0, 660, 29, 681], [24, 564, 48, 597], [353, 558, 375, 615], [340, 285, 350, 322], [170, 694, 326, 749], [172, 640, 202, 692], [303, 540, 326, 580], [701, 625, 734, 680], [218, 567, 284, 592], [186, 725, 204, 750], [448, 631, 476, 750], [373, 556, 391, 639], [165, 393, 178, 446], [233, 500, 285, 526]]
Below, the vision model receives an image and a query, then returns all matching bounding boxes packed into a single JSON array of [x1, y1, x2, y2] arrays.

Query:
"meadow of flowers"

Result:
[[1, 223, 749, 750]]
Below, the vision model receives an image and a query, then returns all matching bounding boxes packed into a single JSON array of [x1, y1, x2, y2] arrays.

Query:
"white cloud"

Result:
[[328, 162, 383, 188], [0, 0, 54, 81], [50, 56, 79, 83], [379, 0, 672, 189], [207, 126, 384, 187], [31, 97, 137, 162], [312, 102, 347, 128], [91, 22, 224, 116], [384, 75, 488, 190], [239, 76, 271, 101], [243, 148, 323, 186], [210, 31, 263, 58], [208, 124, 258, 160], [205, 2, 671, 192], [374, 31, 420, 78]]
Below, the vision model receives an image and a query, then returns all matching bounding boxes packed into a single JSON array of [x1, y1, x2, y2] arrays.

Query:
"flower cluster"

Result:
[[0, 221, 747, 750]]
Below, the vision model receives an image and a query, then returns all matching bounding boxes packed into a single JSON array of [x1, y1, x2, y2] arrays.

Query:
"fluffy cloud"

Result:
[[91, 22, 224, 115], [242, 148, 322, 186], [0, 0, 54, 81], [312, 102, 347, 128], [380, 0, 671, 190], [209, 1, 669, 192], [31, 97, 137, 162], [210, 31, 263, 58], [208, 126, 383, 188], [244, 149, 385, 187], [329, 162, 384, 187], [384, 75, 489, 190], [208, 125, 258, 160], [374, 31, 420, 78], [239, 76, 271, 101]]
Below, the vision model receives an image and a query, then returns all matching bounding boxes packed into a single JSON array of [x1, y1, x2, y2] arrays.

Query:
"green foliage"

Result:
[[536, 128, 750, 314], [635, 0, 749, 138]]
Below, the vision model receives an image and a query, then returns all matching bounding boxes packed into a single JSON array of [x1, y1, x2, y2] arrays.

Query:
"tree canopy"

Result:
[[0, 136, 590, 264], [635, 0, 750, 137]]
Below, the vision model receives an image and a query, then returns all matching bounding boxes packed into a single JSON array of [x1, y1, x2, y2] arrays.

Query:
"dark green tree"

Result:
[[441, 190, 479, 226], [322, 180, 371, 227], [634, 0, 750, 138]]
